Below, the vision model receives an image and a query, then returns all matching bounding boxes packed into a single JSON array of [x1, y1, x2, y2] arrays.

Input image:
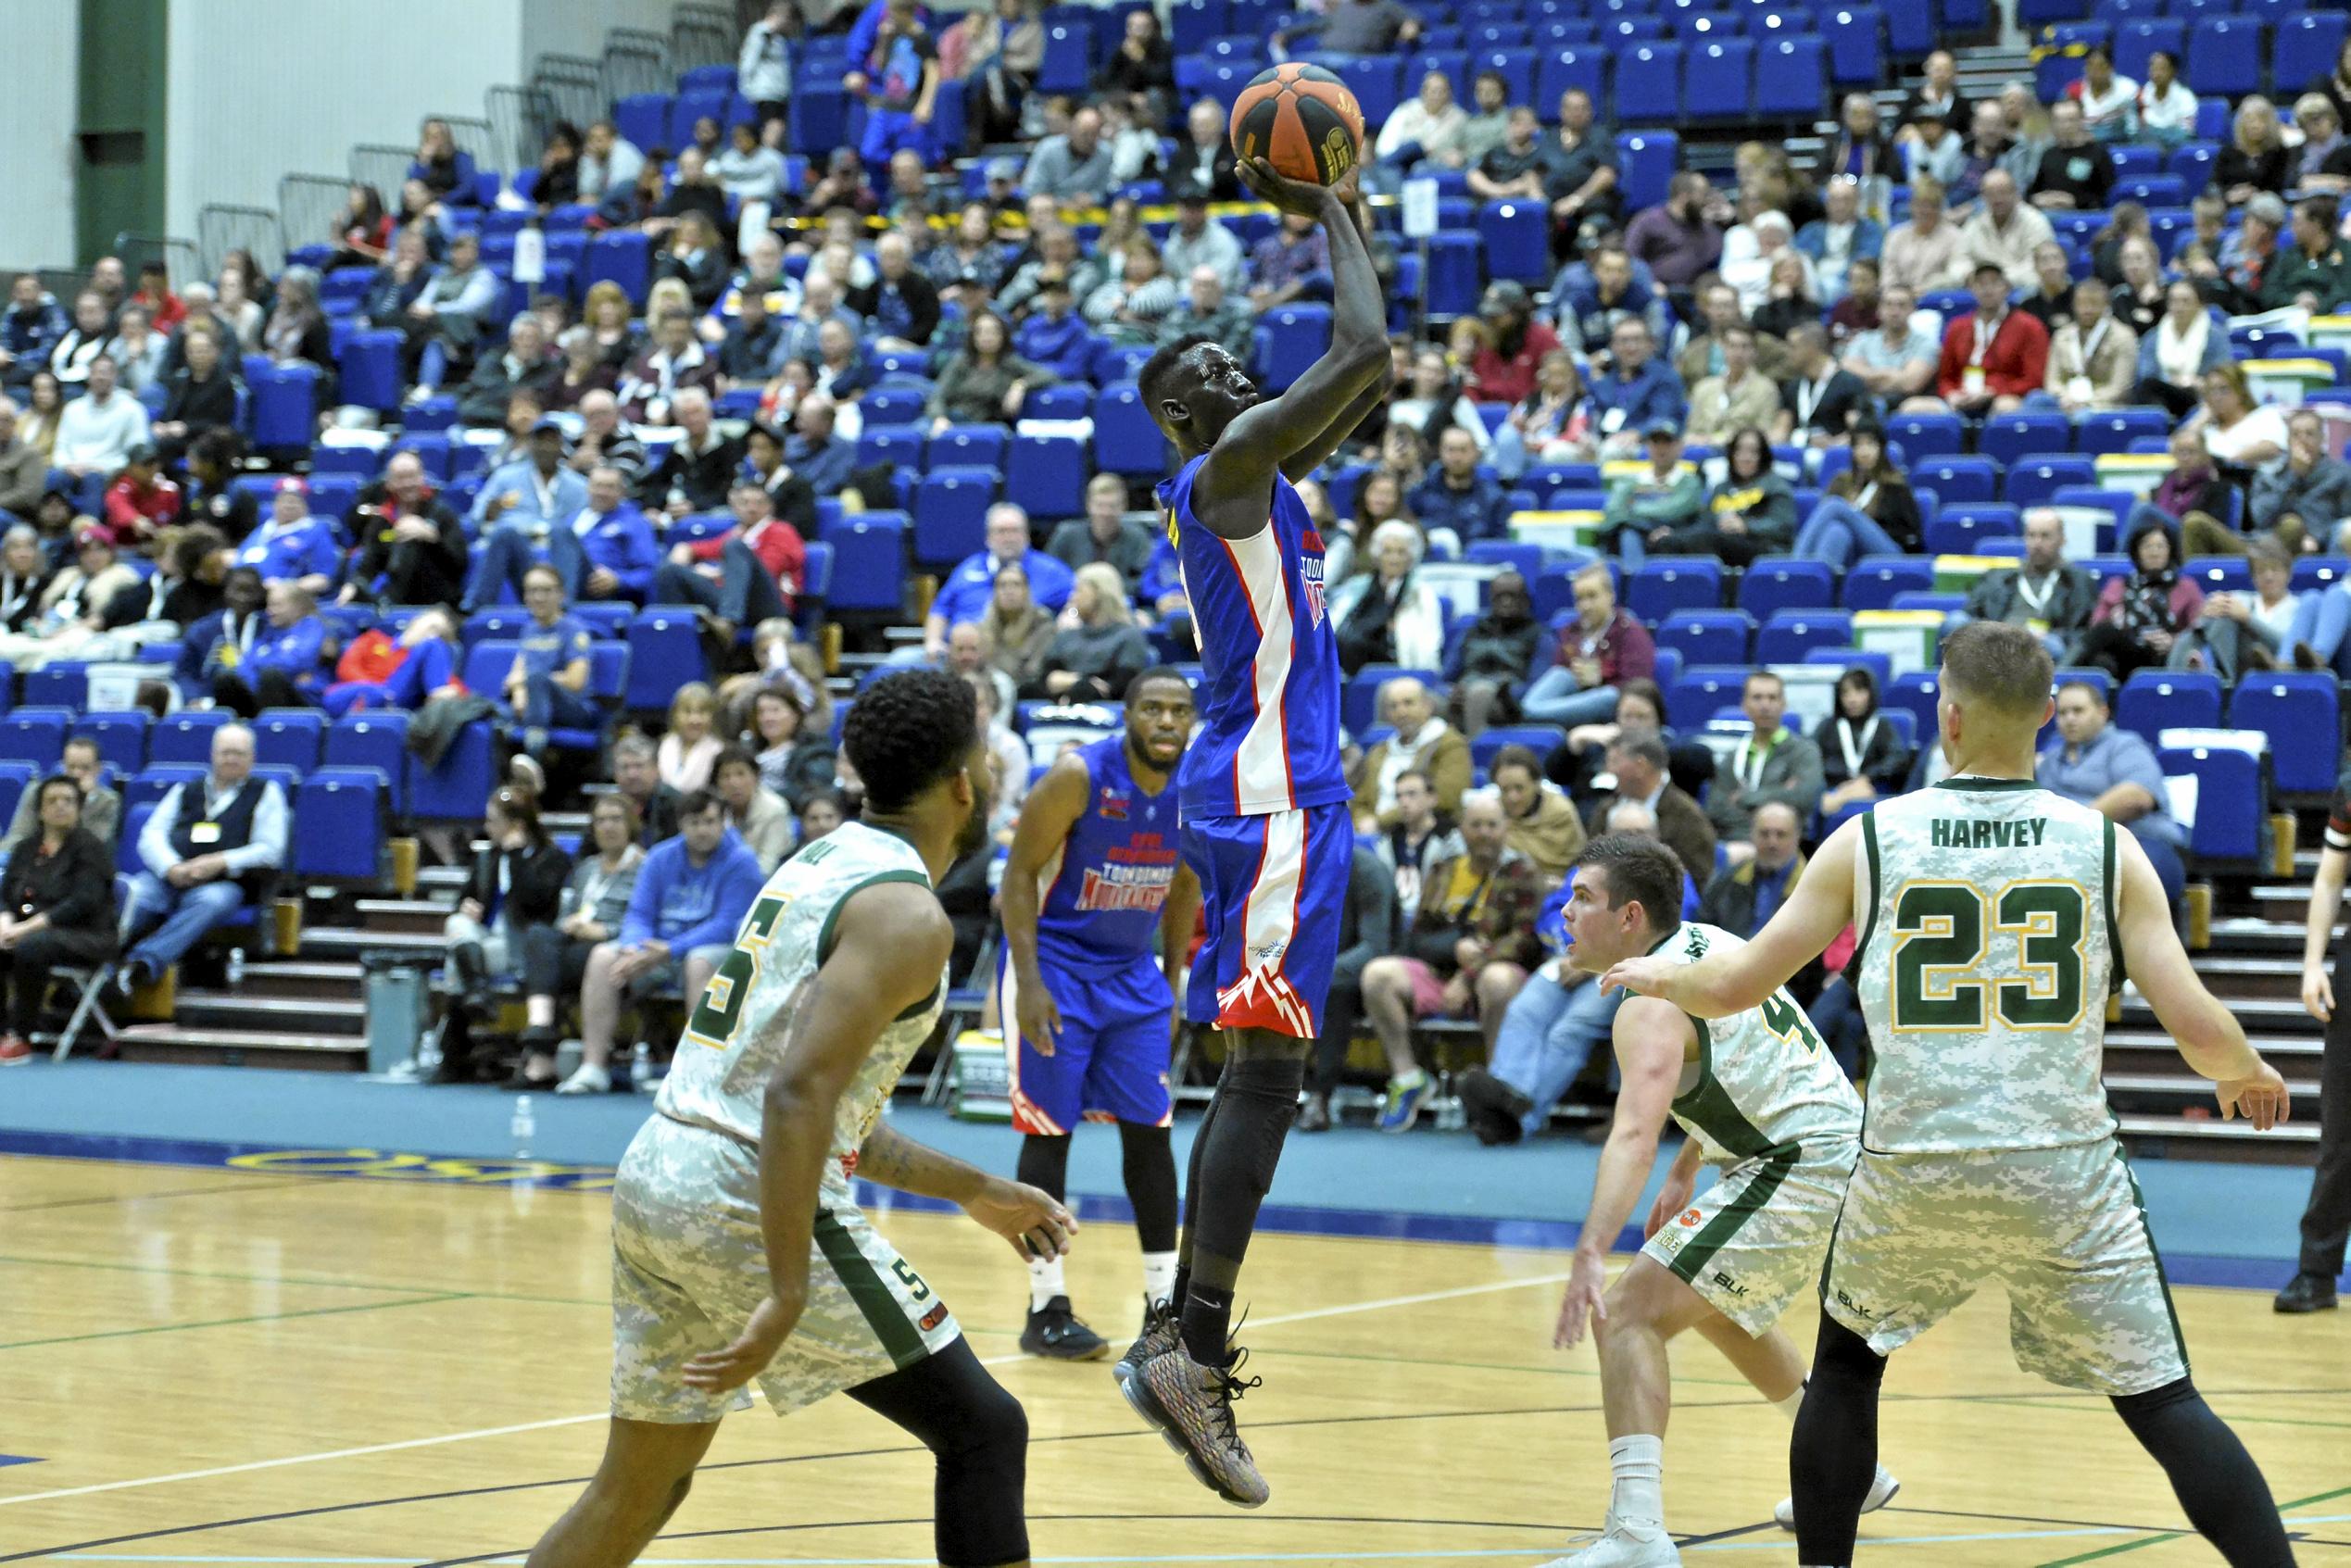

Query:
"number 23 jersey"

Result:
[[657, 822, 947, 1203], [1852, 778, 2121, 1154]]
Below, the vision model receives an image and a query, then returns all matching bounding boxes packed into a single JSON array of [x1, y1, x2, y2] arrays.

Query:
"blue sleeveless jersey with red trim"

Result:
[[1033, 734, 1183, 977], [1156, 454, 1348, 819]]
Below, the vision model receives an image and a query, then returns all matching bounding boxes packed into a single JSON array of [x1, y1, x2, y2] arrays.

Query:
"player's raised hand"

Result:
[[2216, 1060, 2292, 1131], [1014, 977, 1063, 1056], [683, 1286, 806, 1393], [1600, 955, 1677, 1000], [963, 1176, 1078, 1261], [2303, 963, 2333, 1023], [1553, 1251, 1609, 1350], [1237, 156, 1340, 220]]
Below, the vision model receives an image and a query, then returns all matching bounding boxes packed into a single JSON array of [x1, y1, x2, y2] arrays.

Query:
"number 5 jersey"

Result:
[[1851, 777, 2122, 1154]]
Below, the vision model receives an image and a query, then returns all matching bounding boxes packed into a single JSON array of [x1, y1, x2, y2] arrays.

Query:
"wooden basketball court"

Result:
[[3, 1149, 2348, 1566]]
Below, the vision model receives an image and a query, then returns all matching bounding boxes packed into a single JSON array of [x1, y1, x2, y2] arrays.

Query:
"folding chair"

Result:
[[48, 961, 119, 1061]]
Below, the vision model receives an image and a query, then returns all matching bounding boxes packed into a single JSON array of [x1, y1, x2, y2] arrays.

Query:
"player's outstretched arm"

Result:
[[1160, 860, 1203, 998], [1190, 160, 1389, 539], [1555, 997, 1690, 1350], [2114, 826, 2291, 1129], [998, 755, 1092, 1050], [1603, 816, 1864, 1017]]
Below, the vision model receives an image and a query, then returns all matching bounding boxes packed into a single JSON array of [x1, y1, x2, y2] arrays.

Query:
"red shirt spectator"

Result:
[[1935, 303, 2048, 402], [100, 452, 182, 546], [1466, 283, 1563, 407], [688, 513, 806, 608], [132, 278, 185, 334], [1554, 601, 1655, 685]]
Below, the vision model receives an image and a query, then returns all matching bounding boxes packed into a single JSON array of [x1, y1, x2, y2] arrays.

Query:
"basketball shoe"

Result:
[[1773, 1465, 1902, 1530], [1540, 1517, 1678, 1566], [1020, 1295, 1109, 1360], [1121, 1342, 1269, 1508], [1113, 1294, 1179, 1387]]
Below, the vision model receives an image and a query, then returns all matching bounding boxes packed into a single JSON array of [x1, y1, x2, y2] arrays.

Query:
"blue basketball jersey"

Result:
[[1156, 453, 1348, 819], [1034, 734, 1184, 977]]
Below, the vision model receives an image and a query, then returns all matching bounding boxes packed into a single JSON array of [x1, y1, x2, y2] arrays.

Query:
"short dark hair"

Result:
[[1576, 833, 1685, 936], [844, 669, 981, 813], [677, 787, 725, 822], [1126, 665, 1196, 705], [37, 771, 84, 810], [1490, 743, 1542, 781], [61, 734, 100, 762], [1609, 730, 1670, 773], [1743, 669, 1784, 696], [1138, 333, 1210, 417], [711, 743, 760, 782], [1942, 621, 2056, 717], [2303, 194, 2342, 232]]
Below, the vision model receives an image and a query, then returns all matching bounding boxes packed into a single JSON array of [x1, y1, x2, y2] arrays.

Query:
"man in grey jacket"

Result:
[[1962, 507, 2098, 656], [1705, 671, 1826, 845], [0, 736, 118, 856], [1023, 107, 1116, 205], [2253, 408, 2351, 554]]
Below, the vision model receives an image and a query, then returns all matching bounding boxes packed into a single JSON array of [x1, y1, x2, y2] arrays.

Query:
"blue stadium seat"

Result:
[[2293, 556, 2351, 595], [1477, 200, 1551, 284], [1755, 609, 1854, 663], [1465, 540, 1546, 584], [856, 425, 924, 472], [2117, 668, 2220, 746], [572, 602, 634, 642], [2185, 17, 2261, 96], [1911, 456, 1996, 504], [251, 365, 318, 450], [2005, 456, 2098, 508], [1094, 383, 1170, 478], [2161, 742, 2261, 860], [1683, 38, 1753, 122], [862, 385, 927, 427], [789, 84, 847, 156], [2280, 16, 2351, 95], [1615, 132, 1679, 210], [1808, 646, 1892, 693], [2165, 142, 2219, 200], [1341, 664, 1444, 734], [1628, 558, 1722, 621], [1665, 665, 1751, 727], [1754, 35, 1827, 119], [2113, 172, 2185, 207], [1881, 669, 1941, 742], [622, 609, 710, 709], [1471, 724, 1570, 771], [1471, 46, 1539, 105], [550, 644, 628, 755], [2113, 18, 2185, 83], [914, 467, 999, 572], [253, 709, 323, 777], [615, 93, 671, 155], [2185, 555, 2252, 595], [460, 608, 534, 648], [1026, 383, 1095, 420], [123, 764, 205, 813], [928, 424, 1008, 471], [585, 231, 650, 306], [668, 89, 731, 152], [1007, 434, 1087, 520], [0, 709, 69, 770], [294, 768, 385, 881], [1656, 608, 1754, 665], [1038, 20, 1092, 93], [408, 720, 495, 822], [384, 433, 450, 483], [1335, 56, 1404, 125], [2231, 673, 2339, 796], [824, 515, 909, 616], [1738, 558, 1836, 619], [1616, 43, 1681, 124], [72, 712, 147, 776], [1980, 411, 2071, 466], [1172, 0, 1227, 52], [1887, 411, 1965, 460], [1536, 47, 1605, 116], [1925, 504, 2020, 555], [1842, 555, 1935, 610], [1822, 5, 1883, 83], [1425, 232, 1483, 317], [325, 710, 409, 814], [20, 665, 85, 709], [2074, 408, 2170, 456], [150, 711, 229, 769], [1257, 304, 1333, 393], [337, 330, 402, 415]]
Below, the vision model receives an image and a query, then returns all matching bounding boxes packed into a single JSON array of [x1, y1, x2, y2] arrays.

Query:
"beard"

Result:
[[954, 787, 992, 859]]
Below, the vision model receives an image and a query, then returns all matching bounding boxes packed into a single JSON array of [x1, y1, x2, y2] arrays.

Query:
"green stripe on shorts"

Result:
[[2115, 1144, 2191, 1374], [1668, 1146, 1800, 1286], [812, 1210, 927, 1369]]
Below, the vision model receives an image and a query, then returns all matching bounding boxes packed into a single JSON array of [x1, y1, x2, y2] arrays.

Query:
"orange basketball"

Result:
[[1228, 63, 1365, 186]]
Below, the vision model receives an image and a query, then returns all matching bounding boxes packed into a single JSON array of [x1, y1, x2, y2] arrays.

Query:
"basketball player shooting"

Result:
[[1115, 153, 1392, 1509]]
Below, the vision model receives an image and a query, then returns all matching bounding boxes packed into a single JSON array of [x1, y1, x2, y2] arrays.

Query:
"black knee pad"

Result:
[[1224, 1051, 1307, 1103], [1811, 1312, 1889, 1388]]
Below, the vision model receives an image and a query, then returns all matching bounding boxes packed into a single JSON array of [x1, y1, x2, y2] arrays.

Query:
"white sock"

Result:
[[1771, 1385, 1807, 1424], [1027, 1253, 1065, 1312], [1141, 1249, 1178, 1307], [1607, 1433, 1666, 1531]]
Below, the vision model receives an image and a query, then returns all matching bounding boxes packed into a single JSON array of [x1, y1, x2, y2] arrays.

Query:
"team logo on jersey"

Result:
[[1300, 547, 1327, 628], [1100, 788, 1128, 821], [1679, 1209, 1703, 1226], [1653, 1228, 1687, 1257], [919, 1302, 950, 1331]]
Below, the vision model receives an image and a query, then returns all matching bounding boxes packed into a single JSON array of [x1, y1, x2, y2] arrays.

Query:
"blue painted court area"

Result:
[[0, 1060, 2322, 1290]]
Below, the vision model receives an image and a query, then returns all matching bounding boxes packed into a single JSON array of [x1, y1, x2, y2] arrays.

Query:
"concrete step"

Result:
[[299, 926, 446, 961], [113, 1024, 367, 1071], [2206, 917, 2318, 955], [2106, 1030, 2325, 1073], [356, 897, 452, 936], [235, 959, 368, 1001], [171, 990, 367, 1036], [2188, 955, 2311, 1001], [2117, 991, 2319, 1035]]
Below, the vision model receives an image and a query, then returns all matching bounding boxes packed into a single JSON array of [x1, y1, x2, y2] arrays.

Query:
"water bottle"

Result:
[[510, 1094, 535, 1160], [226, 947, 246, 988], [633, 1039, 655, 1094]]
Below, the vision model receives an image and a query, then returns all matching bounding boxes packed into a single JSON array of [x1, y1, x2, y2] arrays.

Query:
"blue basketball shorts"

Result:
[[1000, 948, 1174, 1137], [1179, 803, 1352, 1039]]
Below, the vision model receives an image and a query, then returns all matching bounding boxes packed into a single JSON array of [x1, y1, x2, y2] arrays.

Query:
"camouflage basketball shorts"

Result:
[[1821, 1138, 2190, 1396], [1641, 1136, 1860, 1336], [609, 1113, 962, 1424]]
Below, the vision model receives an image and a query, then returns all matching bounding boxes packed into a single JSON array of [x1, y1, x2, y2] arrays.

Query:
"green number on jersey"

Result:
[[685, 895, 790, 1049], [1890, 880, 2089, 1033], [1892, 884, 1985, 1030], [1758, 988, 1825, 1055], [891, 1257, 933, 1301]]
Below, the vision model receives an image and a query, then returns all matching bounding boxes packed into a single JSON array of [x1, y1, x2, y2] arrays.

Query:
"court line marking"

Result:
[[0, 1272, 1572, 1513], [0, 1294, 469, 1354]]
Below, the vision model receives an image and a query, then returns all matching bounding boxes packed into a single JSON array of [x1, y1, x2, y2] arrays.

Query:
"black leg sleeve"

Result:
[[844, 1337, 1029, 1568], [1791, 1313, 1889, 1568], [1177, 1042, 1304, 1363], [1015, 1132, 1071, 1202], [2112, 1378, 2295, 1567], [1117, 1118, 1179, 1253]]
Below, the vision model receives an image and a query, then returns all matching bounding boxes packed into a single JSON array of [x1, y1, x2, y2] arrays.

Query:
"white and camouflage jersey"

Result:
[[1853, 777, 2121, 1155], [1651, 921, 1862, 1164], [657, 822, 947, 1204]]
